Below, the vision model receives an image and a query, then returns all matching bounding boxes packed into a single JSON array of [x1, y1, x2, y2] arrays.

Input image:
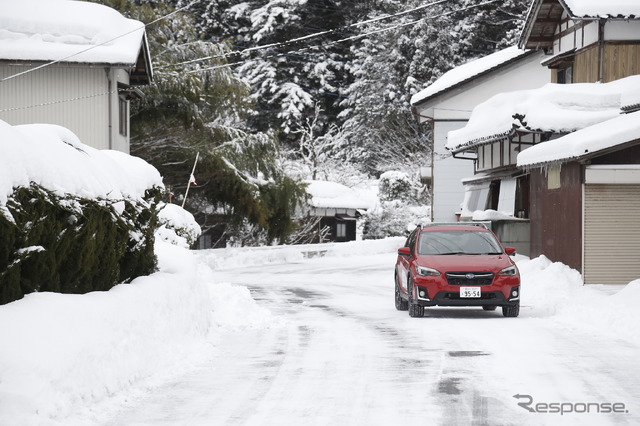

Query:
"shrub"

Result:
[[0, 183, 162, 305]]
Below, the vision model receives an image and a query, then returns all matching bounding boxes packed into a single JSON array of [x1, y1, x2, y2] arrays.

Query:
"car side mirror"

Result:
[[505, 247, 516, 256], [398, 247, 411, 257]]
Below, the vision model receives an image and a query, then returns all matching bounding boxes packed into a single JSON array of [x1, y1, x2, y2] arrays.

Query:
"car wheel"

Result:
[[502, 302, 520, 318], [482, 305, 497, 311], [394, 273, 408, 311], [407, 275, 424, 318]]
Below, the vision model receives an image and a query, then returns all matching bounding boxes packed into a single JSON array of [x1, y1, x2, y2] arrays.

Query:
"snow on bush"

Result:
[[156, 203, 202, 248], [363, 171, 430, 239], [0, 120, 165, 303]]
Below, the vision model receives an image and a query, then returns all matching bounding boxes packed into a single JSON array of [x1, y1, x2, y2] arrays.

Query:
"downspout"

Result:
[[410, 106, 435, 222], [105, 67, 113, 149], [598, 18, 605, 82]]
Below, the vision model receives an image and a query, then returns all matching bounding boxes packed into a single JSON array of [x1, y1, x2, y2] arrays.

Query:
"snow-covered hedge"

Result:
[[156, 203, 202, 248], [0, 121, 165, 304]]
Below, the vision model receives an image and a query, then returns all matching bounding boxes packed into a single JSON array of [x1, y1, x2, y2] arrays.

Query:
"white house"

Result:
[[410, 46, 549, 223], [0, 0, 153, 153]]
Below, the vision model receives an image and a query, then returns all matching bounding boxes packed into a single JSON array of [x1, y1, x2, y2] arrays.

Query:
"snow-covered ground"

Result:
[[1, 238, 639, 425]]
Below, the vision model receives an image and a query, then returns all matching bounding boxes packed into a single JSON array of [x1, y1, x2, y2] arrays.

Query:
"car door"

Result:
[[396, 228, 418, 292]]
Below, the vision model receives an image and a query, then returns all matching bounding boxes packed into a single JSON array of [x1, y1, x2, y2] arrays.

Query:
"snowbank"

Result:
[[0, 242, 275, 426], [517, 256, 640, 344], [196, 237, 406, 270]]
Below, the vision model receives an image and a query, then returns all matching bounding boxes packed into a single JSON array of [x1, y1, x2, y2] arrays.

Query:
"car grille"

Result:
[[445, 272, 494, 286]]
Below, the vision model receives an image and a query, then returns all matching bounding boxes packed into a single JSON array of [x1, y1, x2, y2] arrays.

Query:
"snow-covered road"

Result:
[[100, 246, 640, 426]]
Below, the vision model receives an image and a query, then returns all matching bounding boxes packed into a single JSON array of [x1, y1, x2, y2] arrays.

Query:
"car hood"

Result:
[[416, 254, 514, 273]]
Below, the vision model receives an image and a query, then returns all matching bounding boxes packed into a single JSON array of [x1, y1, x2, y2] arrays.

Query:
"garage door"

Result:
[[584, 184, 640, 284]]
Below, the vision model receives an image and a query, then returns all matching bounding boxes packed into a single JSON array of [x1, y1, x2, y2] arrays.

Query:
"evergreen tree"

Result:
[[95, 0, 307, 246]]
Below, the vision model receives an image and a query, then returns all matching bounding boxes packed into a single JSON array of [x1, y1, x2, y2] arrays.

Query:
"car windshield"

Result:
[[417, 230, 503, 255]]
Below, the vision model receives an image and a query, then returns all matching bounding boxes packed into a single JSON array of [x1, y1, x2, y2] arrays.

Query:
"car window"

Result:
[[418, 230, 503, 255], [404, 230, 415, 248], [407, 229, 418, 254]]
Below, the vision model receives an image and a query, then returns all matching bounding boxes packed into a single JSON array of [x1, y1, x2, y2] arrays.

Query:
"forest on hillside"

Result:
[[97, 0, 529, 246]]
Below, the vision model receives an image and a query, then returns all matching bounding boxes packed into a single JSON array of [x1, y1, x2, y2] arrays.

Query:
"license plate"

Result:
[[460, 287, 481, 298]]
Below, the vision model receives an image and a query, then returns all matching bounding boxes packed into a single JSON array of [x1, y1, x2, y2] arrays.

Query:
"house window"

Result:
[[119, 97, 128, 136], [557, 65, 573, 84], [336, 222, 347, 238], [548, 165, 561, 189]]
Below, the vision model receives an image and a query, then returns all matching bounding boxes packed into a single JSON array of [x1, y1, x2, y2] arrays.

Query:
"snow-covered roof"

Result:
[[517, 111, 640, 168], [0, 119, 163, 211], [410, 46, 533, 106], [305, 180, 372, 210], [0, 0, 146, 65], [447, 75, 640, 152], [562, 0, 640, 19]]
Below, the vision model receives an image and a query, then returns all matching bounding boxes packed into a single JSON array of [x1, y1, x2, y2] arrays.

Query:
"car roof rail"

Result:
[[422, 221, 492, 230]]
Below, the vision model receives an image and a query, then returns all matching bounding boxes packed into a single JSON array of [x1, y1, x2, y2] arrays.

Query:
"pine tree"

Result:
[[96, 0, 307, 246]]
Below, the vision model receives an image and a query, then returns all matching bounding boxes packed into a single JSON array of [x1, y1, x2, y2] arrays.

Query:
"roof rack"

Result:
[[421, 221, 492, 230]]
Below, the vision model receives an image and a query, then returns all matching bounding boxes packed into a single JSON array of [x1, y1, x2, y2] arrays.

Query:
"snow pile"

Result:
[[0, 0, 145, 65], [196, 237, 406, 271], [156, 203, 202, 248], [410, 45, 530, 105], [0, 241, 275, 426], [447, 76, 640, 151], [471, 209, 521, 221], [518, 256, 640, 344], [0, 120, 163, 211]]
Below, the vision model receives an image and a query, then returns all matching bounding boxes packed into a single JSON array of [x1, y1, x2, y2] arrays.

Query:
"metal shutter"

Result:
[[584, 184, 640, 284]]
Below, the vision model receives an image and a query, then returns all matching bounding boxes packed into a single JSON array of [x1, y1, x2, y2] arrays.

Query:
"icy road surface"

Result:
[[103, 249, 639, 426]]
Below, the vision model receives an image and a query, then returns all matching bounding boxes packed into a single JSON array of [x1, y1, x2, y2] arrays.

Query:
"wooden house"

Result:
[[0, 0, 153, 153], [410, 46, 548, 223], [520, 0, 640, 83], [518, 108, 640, 284], [514, 0, 640, 284]]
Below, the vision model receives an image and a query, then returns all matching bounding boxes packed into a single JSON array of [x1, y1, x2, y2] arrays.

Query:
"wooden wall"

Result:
[[571, 42, 640, 83], [574, 46, 599, 83], [604, 43, 640, 82], [529, 162, 583, 272]]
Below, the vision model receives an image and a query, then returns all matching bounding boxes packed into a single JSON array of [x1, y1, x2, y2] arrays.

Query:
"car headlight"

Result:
[[416, 265, 441, 276], [498, 265, 519, 276]]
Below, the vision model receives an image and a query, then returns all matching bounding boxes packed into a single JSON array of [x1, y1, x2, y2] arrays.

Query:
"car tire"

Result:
[[482, 305, 497, 311], [395, 273, 408, 311], [407, 275, 424, 318], [502, 302, 520, 318]]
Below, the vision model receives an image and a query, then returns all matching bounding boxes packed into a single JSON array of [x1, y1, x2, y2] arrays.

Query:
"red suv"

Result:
[[395, 224, 520, 317]]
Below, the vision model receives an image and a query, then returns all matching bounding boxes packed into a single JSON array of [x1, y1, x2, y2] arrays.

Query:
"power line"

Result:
[[159, 0, 498, 73], [156, 0, 451, 70]]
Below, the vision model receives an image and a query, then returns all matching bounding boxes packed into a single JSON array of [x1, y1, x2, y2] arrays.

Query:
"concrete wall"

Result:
[[492, 220, 531, 257]]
